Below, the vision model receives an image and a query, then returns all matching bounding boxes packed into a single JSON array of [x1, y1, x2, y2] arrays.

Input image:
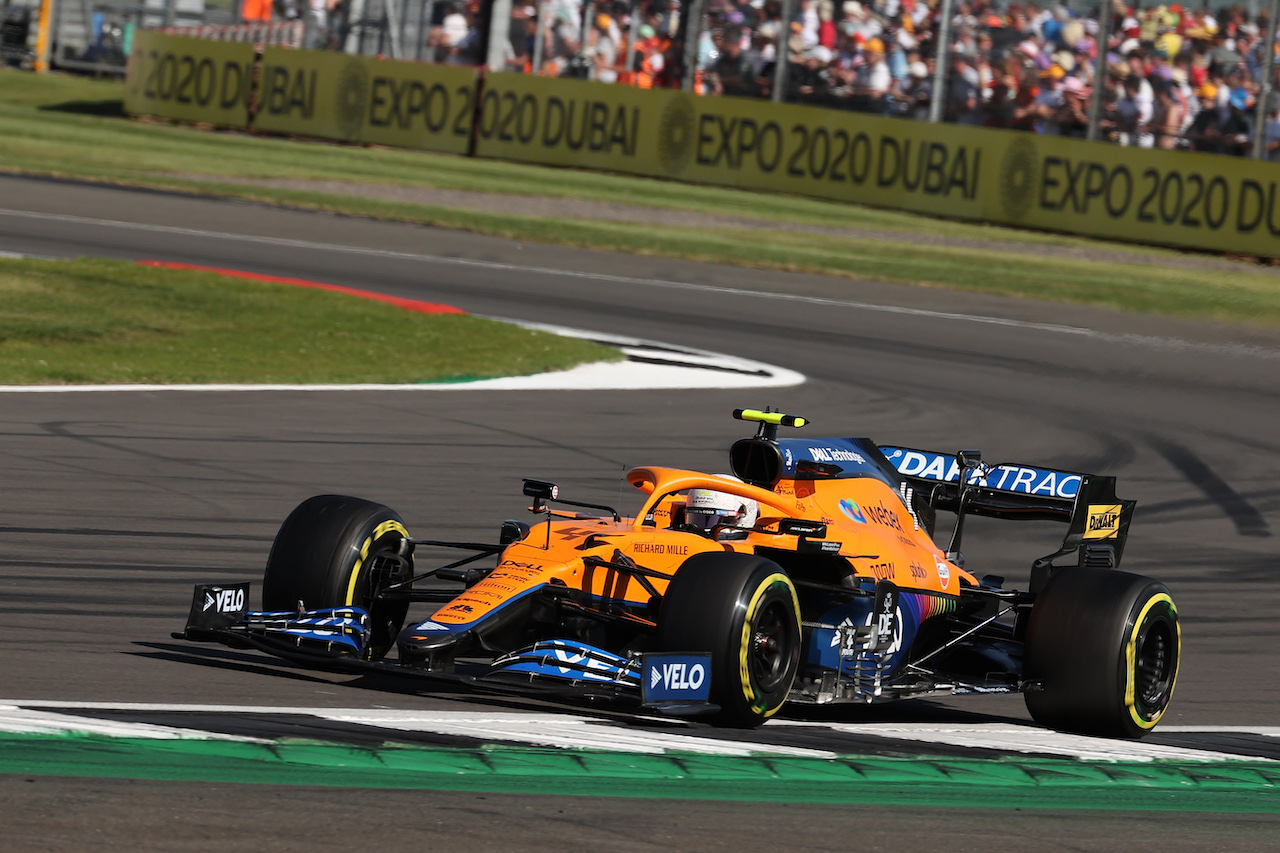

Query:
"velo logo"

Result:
[[203, 586, 245, 614], [649, 661, 706, 692], [642, 653, 712, 703]]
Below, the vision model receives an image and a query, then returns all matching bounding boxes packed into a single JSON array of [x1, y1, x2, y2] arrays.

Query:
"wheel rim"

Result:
[[749, 599, 795, 694], [1134, 616, 1175, 712], [355, 536, 412, 655], [361, 550, 407, 603]]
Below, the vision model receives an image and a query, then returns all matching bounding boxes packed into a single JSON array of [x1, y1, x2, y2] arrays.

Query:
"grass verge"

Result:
[[0, 257, 618, 384], [4, 69, 1280, 328]]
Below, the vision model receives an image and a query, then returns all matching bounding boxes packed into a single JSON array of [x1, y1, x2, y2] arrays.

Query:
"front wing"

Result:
[[175, 582, 716, 716]]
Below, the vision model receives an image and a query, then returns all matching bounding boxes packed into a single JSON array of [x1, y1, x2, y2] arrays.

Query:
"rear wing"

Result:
[[879, 446, 1136, 578]]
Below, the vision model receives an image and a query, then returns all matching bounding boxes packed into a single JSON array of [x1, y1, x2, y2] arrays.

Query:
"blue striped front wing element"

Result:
[[243, 607, 370, 655], [491, 640, 641, 686]]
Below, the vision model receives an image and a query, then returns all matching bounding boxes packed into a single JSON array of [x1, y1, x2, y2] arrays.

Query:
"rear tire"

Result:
[[658, 553, 801, 727], [262, 495, 413, 660], [1023, 567, 1179, 738]]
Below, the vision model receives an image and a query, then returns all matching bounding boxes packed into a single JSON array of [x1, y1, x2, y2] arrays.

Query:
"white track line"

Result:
[[0, 241, 806, 392], [781, 721, 1266, 763], [0, 704, 266, 742], [2, 701, 1274, 762], [3, 207, 1276, 360], [0, 324, 804, 392], [0, 363, 802, 392], [0, 702, 826, 757], [314, 710, 830, 757]]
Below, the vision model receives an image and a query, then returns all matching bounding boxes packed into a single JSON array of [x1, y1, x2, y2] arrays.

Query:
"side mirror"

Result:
[[500, 519, 530, 545]]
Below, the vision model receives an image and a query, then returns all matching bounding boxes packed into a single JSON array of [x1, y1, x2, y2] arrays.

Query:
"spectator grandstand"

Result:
[[17, 0, 1273, 157], [511, 0, 1279, 155]]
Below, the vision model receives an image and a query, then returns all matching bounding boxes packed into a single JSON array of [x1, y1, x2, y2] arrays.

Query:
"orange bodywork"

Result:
[[429, 467, 975, 629]]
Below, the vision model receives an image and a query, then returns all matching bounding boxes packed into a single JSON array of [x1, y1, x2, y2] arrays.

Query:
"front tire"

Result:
[[658, 553, 802, 727], [1023, 567, 1180, 738], [262, 495, 413, 660]]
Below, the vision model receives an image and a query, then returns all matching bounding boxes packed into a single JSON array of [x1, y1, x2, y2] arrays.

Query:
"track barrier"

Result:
[[254, 46, 476, 153], [124, 31, 255, 129], [125, 31, 1280, 259]]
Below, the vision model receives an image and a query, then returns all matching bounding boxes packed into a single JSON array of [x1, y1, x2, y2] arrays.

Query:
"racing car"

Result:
[[178, 408, 1179, 738]]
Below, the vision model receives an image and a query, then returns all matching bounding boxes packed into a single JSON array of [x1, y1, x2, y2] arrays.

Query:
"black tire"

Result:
[[658, 553, 802, 727], [262, 495, 413, 661], [1024, 567, 1180, 739]]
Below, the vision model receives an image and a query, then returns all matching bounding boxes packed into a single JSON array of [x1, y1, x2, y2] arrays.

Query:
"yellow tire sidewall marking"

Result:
[[737, 572, 801, 718], [344, 519, 408, 607], [1124, 592, 1179, 729]]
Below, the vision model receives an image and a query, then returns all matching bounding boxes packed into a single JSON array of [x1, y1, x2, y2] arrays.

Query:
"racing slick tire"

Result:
[[1023, 567, 1179, 739], [262, 495, 413, 661], [658, 553, 802, 728]]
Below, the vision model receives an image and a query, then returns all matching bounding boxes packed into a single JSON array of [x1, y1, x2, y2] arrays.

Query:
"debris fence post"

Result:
[[1086, 0, 1115, 142], [680, 0, 707, 92], [34, 0, 55, 73], [1252, 0, 1279, 159], [771, 0, 795, 103], [927, 0, 956, 123]]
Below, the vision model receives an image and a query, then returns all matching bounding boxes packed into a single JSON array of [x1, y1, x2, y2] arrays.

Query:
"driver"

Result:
[[685, 478, 759, 539]]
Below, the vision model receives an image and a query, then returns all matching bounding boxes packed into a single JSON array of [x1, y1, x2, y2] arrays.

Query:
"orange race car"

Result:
[[179, 408, 1179, 738]]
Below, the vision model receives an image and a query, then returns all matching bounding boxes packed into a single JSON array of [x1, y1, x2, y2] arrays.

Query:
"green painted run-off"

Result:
[[2, 732, 1277, 812]]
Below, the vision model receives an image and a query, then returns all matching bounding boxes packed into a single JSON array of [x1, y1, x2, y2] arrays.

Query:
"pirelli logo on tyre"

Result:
[[1083, 504, 1122, 540]]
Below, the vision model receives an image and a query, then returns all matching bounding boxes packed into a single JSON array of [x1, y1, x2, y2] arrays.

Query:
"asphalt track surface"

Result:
[[2, 173, 1280, 849]]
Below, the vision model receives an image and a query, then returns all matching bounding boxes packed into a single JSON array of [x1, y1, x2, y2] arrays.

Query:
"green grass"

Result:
[[0, 257, 619, 384], [5, 68, 1280, 328], [0, 70, 1133, 245]]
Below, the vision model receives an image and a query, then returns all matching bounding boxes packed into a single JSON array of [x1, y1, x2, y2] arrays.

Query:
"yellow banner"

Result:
[[476, 75, 990, 220], [123, 51, 1280, 257], [255, 49, 478, 154], [474, 73, 657, 173], [988, 133, 1280, 256], [124, 31, 254, 128], [673, 94, 989, 221], [476, 73, 1280, 256]]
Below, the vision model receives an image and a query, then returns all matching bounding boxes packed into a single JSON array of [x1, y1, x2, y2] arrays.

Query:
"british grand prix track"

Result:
[[1, 173, 1279, 850]]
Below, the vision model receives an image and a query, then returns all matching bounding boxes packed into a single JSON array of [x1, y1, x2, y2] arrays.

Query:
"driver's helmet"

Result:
[[686, 476, 759, 534]]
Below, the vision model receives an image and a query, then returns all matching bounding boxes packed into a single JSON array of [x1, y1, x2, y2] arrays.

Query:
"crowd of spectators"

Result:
[[249, 0, 1280, 158], [513, 0, 1280, 158]]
